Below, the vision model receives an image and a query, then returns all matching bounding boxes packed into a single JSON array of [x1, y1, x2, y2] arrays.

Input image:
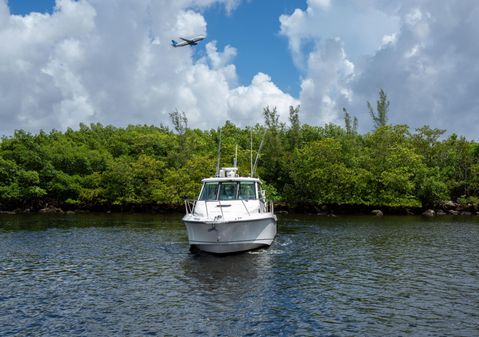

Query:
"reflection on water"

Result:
[[0, 214, 478, 336]]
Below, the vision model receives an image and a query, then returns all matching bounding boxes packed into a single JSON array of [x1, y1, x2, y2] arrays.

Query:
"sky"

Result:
[[1, 0, 479, 139]]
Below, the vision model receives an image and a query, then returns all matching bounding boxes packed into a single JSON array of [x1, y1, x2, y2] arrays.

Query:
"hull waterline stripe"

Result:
[[184, 218, 276, 225], [189, 237, 275, 244]]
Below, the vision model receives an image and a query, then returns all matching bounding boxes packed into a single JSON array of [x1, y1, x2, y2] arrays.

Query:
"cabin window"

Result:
[[219, 182, 238, 200], [200, 181, 257, 201], [199, 182, 219, 200], [239, 182, 256, 200]]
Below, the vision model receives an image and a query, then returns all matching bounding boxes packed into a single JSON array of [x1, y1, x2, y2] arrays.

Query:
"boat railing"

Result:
[[240, 199, 251, 216], [184, 199, 196, 215], [267, 200, 274, 214], [260, 200, 274, 214], [186, 198, 274, 216]]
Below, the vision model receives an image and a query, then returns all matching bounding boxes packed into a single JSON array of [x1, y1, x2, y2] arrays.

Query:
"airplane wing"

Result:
[[179, 37, 194, 43], [172, 35, 205, 47]]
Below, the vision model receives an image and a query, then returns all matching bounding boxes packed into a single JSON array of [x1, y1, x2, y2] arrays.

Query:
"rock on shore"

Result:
[[38, 205, 64, 214]]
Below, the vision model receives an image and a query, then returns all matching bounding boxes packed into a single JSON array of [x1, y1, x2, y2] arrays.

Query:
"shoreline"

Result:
[[1, 201, 477, 217]]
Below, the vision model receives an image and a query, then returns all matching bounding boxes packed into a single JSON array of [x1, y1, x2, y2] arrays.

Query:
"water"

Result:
[[1, 214, 478, 336]]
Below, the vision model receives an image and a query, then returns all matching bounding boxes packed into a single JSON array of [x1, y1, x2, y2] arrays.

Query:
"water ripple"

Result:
[[0, 214, 478, 336]]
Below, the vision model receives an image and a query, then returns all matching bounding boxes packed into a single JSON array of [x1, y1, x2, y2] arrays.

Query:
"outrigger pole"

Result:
[[234, 144, 238, 168], [252, 129, 267, 177], [215, 129, 222, 177], [250, 130, 253, 177]]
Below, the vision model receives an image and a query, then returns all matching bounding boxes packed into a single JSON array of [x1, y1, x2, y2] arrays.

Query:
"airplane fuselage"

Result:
[[171, 35, 206, 48]]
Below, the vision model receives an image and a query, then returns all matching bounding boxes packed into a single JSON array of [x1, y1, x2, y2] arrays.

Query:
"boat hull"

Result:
[[183, 215, 277, 254]]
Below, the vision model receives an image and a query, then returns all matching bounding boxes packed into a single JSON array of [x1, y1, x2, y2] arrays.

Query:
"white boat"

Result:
[[183, 166, 277, 254]]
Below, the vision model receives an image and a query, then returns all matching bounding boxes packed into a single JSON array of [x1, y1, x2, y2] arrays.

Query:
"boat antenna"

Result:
[[250, 130, 253, 177], [252, 129, 267, 177], [215, 129, 222, 176], [234, 144, 238, 168]]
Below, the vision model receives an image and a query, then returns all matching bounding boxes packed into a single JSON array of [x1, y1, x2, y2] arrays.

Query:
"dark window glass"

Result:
[[199, 182, 219, 200], [239, 182, 256, 200], [219, 182, 238, 200]]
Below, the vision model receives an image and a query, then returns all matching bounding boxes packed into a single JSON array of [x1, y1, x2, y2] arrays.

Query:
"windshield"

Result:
[[199, 182, 219, 200], [199, 181, 257, 201], [239, 182, 256, 200], [219, 182, 237, 200]]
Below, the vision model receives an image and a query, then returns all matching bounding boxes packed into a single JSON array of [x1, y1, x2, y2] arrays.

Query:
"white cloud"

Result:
[[227, 73, 299, 126], [381, 33, 397, 46], [279, 8, 310, 69], [279, 0, 398, 69], [0, 0, 98, 133], [0, 0, 294, 136], [202, 41, 238, 86], [221, 0, 242, 16], [299, 38, 355, 125], [175, 9, 207, 37], [351, 1, 479, 137], [308, 0, 331, 11], [281, 0, 479, 138], [205, 41, 237, 69]]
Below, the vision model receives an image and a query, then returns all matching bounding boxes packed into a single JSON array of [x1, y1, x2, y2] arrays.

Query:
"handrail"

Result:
[[240, 199, 251, 216], [262, 200, 274, 214], [185, 198, 274, 217], [184, 199, 196, 215], [217, 200, 225, 219]]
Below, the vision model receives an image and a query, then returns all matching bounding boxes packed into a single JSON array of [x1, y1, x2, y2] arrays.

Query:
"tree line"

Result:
[[1, 91, 479, 212]]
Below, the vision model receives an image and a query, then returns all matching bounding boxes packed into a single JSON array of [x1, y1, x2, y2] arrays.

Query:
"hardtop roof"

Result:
[[202, 177, 261, 183]]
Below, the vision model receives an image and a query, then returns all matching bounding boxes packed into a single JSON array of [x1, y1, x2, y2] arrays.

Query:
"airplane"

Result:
[[171, 35, 206, 48]]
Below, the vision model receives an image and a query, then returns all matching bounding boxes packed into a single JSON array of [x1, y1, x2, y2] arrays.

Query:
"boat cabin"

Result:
[[197, 167, 264, 202], [199, 179, 258, 201]]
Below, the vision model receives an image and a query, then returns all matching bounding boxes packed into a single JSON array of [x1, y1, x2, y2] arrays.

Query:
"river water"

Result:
[[0, 214, 478, 336]]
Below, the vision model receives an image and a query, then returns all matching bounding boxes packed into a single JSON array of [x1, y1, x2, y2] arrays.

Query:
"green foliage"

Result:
[[262, 182, 281, 202], [288, 105, 301, 150], [0, 104, 478, 211], [457, 195, 479, 207], [289, 138, 372, 205], [169, 109, 188, 135], [153, 154, 214, 205], [343, 107, 358, 135], [0, 157, 46, 203], [368, 88, 390, 129], [415, 167, 449, 207]]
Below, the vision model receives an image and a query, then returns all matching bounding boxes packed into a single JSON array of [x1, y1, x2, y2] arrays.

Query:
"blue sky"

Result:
[[2, 0, 479, 139], [8, 0, 55, 15], [8, 0, 304, 95], [202, 0, 305, 96]]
